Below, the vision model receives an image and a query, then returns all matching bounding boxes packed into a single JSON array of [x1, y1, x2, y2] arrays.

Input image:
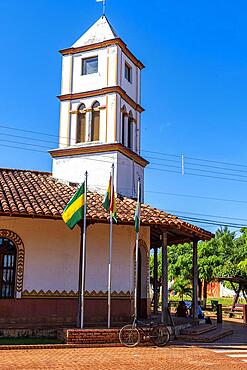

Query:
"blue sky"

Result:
[[1, 0, 247, 232]]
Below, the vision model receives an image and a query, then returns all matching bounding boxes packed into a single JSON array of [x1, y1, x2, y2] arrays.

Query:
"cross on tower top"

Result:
[[96, 0, 106, 16]]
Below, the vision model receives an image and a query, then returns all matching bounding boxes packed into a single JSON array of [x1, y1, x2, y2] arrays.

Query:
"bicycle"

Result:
[[119, 317, 170, 347]]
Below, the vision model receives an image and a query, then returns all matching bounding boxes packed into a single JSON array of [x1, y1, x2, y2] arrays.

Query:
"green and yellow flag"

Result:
[[62, 182, 85, 229], [102, 175, 117, 223]]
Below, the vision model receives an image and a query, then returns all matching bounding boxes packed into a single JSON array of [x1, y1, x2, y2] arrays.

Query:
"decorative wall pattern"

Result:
[[0, 229, 25, 293], [22, 289, 133, 299]]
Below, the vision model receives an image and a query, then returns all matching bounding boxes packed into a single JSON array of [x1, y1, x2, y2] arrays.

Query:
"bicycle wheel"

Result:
[[150, 324, 170, 347], [119, 324, 140, 347]]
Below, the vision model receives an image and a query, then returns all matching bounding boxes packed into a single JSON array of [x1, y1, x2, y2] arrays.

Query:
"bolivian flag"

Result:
[[62, 183, 85, 229], [102, 175, 117, 223]]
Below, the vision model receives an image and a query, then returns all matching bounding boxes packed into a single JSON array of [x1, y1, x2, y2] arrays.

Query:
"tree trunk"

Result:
[[203, 280, 207, 309], [198, 279, 202, 300]]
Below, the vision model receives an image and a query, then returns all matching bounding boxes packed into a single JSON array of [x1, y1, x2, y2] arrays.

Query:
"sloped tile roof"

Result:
[[0, 168, 213, 241]]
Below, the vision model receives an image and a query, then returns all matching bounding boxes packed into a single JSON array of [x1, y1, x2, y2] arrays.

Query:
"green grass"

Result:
[[0, 338, 64, 345], [169, 296, 245, 307]]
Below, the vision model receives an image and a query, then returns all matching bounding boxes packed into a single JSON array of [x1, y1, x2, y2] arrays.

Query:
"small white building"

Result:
[[0, 16, 212, 327]]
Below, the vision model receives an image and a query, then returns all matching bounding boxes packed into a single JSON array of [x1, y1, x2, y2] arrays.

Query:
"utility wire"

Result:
[[164, 209, 247, 223], [1, 123, 247, 170], [173, 216, 246, 229], [2, 141, 247, 184], [145, 190, 247, 205], [2, 137, 247, 182]]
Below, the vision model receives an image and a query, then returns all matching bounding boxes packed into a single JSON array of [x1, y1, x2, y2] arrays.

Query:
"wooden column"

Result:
[[161, 232, 168, 323], [192, 240, 198, 319], [153, 247, 158, 315]]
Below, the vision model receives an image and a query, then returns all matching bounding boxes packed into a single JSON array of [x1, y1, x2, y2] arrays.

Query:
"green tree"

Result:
[[198, 227, 235, 307], [149, 227, 247, 305], [168, 243, 193, 299]]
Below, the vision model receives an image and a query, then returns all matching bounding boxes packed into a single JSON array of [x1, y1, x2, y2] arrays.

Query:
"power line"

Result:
[[164, 209, 247, 223], [0, 144, 45, 153], [145, 190, 247, 205], [1, 123, 247, 170], [0, 139, 50, 150], [142, 149, 247, 169], [149, 166, 247, 184], [3, 125, 247, 184], [146, 154, 247, 174], [0, 139, 247, 181], [2, 141, 247, 184], [173, 216, 245, 229], [1, 132, 59, 146]]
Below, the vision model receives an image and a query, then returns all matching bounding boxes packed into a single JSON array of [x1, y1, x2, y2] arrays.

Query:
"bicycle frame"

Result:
[[131, 318, 160, 339]]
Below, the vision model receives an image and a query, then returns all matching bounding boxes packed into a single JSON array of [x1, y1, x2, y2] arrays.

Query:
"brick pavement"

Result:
[[0, 346, 246, 370]]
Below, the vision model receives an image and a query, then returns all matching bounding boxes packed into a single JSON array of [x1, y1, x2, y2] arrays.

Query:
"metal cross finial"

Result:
[[96, 0, 106, 15]]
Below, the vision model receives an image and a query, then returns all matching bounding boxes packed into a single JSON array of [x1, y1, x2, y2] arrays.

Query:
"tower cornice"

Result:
[[49, 143, 149, 168], [57, 86, 145, 113], [59, 37, 145, 70]]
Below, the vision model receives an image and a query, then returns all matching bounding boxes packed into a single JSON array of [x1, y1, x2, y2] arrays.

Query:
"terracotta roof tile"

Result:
[[0, 168, 213, 241]]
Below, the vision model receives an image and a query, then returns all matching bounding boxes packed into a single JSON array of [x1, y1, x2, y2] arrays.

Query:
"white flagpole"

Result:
[[134, 179, 141, 321], [80, 171, 88, 329], [108, 164, 114, 329]]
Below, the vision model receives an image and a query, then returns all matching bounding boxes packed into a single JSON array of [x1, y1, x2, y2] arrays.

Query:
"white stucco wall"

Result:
[[59, 43, 142, 152], [118, 47, 140, 104], [61, 45, 118, 96], [0, 217, 150, 297], [56, 36, 144, 200], [52, 150, 144, 199]]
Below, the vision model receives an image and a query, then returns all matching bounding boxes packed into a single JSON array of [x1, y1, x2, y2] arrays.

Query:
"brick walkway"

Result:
[[0, 346, 246, 370]]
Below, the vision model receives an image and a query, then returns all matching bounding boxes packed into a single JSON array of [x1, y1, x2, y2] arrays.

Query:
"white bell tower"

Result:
[[50, 16, 148, 199]]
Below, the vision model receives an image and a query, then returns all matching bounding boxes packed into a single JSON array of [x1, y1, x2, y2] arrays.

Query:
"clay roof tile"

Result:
[[0, 168, 213, 241]]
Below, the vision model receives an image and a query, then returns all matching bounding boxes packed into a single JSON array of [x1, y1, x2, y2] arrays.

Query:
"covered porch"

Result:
[[150, 222, 213, 323]]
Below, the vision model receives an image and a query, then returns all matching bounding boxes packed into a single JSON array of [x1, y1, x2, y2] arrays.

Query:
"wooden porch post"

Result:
[[154, 247, 159, 315], [161, 232, 168, 323], [153, 247, 158, 315], [192, 240, 198, 319]]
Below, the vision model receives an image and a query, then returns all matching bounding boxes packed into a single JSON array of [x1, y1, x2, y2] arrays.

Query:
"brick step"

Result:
[[180, 324, 217, 336], [176, 328, 234, 343]]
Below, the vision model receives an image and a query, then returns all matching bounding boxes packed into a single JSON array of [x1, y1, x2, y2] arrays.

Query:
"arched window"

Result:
[[128, 111, 134, 150], [0, 237, 16, 298], [91, 101, 100, 141], [122, 106, 126, 145], [76, 103, 86, 143]]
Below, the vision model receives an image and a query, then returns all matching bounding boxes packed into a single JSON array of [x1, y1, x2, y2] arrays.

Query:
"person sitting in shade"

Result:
[[197, 301, 205, 319], [176, 301, 188, 317]]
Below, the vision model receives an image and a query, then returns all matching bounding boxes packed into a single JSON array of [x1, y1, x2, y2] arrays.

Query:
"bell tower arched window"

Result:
[[76, 104, 86, 143], [0, 237, 16, 298], [91, 101, 100, 141], [128, 111, 134, 150]]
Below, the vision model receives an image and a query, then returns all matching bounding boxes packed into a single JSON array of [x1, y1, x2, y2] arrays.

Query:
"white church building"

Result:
[[0, 16, 212, 328]]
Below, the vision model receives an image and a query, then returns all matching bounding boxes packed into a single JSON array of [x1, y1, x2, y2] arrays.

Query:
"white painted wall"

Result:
[[59, 43, 142, 152], [119, 47, 140, 104], [0, 217, 150, 297], [52, 150, 144, 199], [61, 45, 118, 96], [56, 31, 144, 200], [117, 152, 144, 200]]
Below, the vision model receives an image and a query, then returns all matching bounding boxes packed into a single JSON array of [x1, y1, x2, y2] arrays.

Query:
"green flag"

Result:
[[62, 183, 85, 230], [134, 199, 141, 233]]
